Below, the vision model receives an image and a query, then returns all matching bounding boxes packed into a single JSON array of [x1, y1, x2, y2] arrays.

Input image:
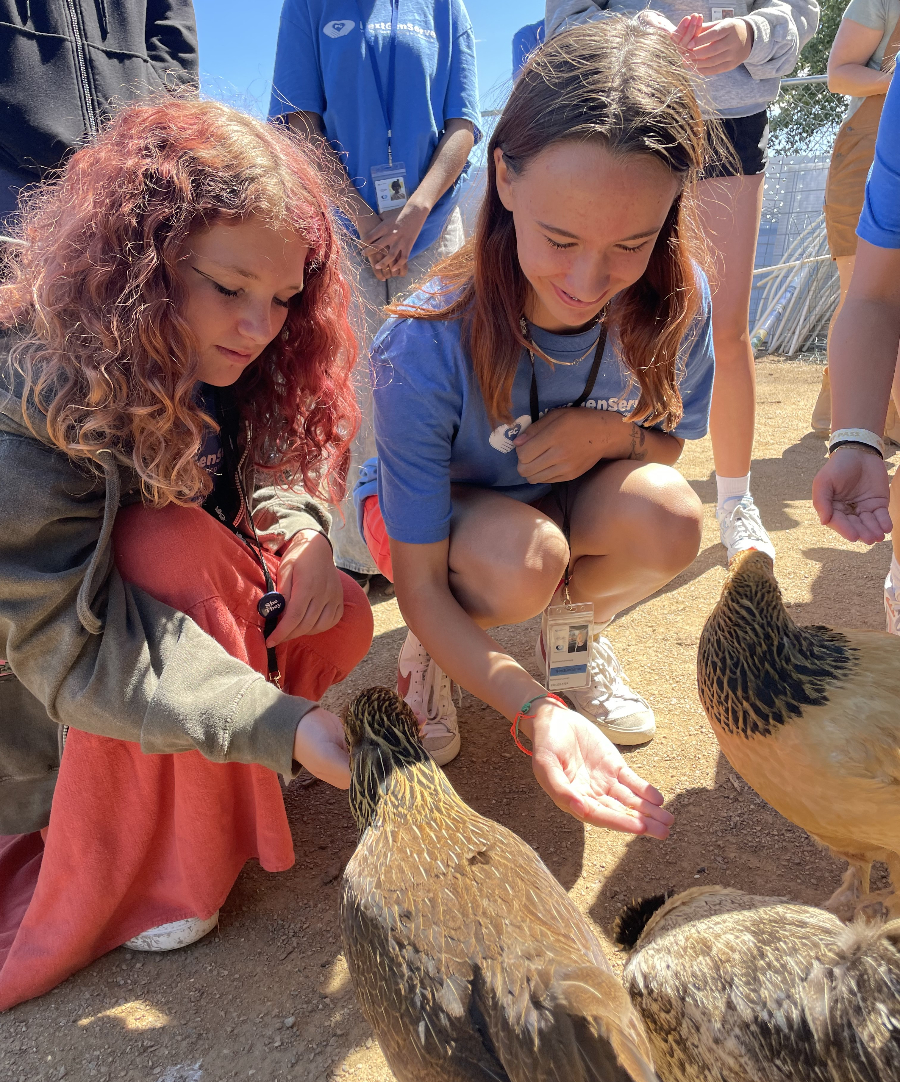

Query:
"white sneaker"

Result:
[[885, 572, 900, 635], [717, 496, 776, 563], [123, 911, 219, 952], [536, 629, 655, 745], [397, 631, 461, 766]]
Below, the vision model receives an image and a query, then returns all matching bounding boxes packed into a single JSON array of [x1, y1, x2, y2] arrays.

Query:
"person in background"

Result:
[[813, 72, 900, 633], [0, 99, 373, 1007], [546, 0, 818, 566], [513, 19, 545, 78], [0, 0, 198, 232], [812, 0, 900, 443], [268, 0, 481, 593]]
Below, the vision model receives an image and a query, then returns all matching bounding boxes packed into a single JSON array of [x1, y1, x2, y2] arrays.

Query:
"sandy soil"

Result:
[[2, 358, 895, 1082]]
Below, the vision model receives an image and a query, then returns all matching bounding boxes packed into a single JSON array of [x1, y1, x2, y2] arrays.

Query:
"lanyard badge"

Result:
[[542, 603, 595, 691], [357, 0, 409, 212]]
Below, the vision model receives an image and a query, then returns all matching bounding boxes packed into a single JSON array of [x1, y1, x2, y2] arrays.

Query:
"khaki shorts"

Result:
[[824, 96, 885, 258]]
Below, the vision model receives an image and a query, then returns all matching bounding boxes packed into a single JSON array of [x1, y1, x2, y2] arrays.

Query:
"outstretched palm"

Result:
[[813, 448, 892, 544], [531, 705, 673, 838]]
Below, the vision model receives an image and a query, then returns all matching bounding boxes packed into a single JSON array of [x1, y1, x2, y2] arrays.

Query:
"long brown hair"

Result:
[[0, 97, 359, 506], [390, 17, 709, 429]]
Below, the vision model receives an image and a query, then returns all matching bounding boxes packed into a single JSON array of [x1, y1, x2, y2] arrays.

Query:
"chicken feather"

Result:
[[697, 550, 900, 916], [340, 686, 658, 1082]]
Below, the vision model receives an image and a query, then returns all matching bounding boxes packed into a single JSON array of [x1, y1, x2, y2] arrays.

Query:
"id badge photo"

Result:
[[371, 162, 408, 214], [711, 6, 735, 18], [543, 602, 594, 691]]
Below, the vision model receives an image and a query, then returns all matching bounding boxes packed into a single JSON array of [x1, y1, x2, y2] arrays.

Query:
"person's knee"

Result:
[[113, 503, 224, 590], [622, 465, 702, 574], [453, 515, 567, 622], [337, 572, 375, 668]]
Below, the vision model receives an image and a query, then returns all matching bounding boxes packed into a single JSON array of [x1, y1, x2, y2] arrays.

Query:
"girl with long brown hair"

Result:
[[355, 18, 712, 833], [0, 98, 373, 1006]]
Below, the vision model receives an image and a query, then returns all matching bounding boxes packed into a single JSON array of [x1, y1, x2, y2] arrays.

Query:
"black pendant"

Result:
[[258, 591, 287, 621]]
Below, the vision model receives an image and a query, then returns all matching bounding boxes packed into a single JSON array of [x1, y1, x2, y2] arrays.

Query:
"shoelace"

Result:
[[421, 658, 460, 736], [582, 636, 645, 705], [722, 500, 768, 544]]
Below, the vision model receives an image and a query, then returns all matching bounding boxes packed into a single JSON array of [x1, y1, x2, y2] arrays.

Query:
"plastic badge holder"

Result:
[[371, 162, 409, 213], [544, 602, 594, 691]]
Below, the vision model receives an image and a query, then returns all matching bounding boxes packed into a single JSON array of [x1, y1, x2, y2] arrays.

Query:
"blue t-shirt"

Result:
[[371, 278, 715, 545], [268, 0, 481, 258], [858, 70, 900, 249], [512, 20, 544, 78]]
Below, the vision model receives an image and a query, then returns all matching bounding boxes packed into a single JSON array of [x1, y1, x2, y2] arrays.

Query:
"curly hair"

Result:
[[0, 97, 359, 505]]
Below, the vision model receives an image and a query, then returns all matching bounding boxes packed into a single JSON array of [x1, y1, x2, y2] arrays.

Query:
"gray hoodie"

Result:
[[0, 331, 332, 829], [545, 0, 820, 117]]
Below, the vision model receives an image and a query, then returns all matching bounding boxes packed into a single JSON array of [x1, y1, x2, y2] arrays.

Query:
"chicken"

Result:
[[697, 548, 900, 917], [339, 686, 658, 1082], [614, 885, 900, 1082]]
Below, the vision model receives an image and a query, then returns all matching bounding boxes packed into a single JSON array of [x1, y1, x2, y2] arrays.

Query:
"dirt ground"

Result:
[[2, 358, 895, 1082]]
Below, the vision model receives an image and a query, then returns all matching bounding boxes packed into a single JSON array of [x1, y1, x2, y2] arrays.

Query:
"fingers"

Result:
[[614, 763, 667, 807]]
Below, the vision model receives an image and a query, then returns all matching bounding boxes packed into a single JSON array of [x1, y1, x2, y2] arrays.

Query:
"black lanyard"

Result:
[[214, 391, 286, 688], [520, 316, 608, 600], [521, 318, 608, 425]]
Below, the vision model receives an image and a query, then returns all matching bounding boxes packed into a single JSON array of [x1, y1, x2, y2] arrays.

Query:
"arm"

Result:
[[741, 0, 819, 78], [828, 17, 893, 96], [392, 538, 672, 837], [286, 111, 384, 253], [363, 119, 476, 277], [145, 0, 200, 86], [0, 436, 348, 784], [811, 239, 900, 542], [812, 72, 900, 542]]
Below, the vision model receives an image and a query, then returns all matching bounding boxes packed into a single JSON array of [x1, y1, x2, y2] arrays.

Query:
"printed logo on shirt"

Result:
[[489, 415, 532, 454], [198, 447, 224, 474], [367, 19, 437, 40], [324, 19, 356, 38]]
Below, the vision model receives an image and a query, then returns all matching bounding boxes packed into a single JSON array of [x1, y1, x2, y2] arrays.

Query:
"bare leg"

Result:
[[698, 173, 765, 480], [539, 460, 703, 623]]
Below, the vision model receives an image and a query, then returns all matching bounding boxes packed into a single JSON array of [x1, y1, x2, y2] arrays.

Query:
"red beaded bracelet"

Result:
[[510, 693, 569, 756]]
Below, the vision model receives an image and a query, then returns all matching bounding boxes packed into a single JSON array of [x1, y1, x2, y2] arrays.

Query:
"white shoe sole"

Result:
[[123, 911, 219, 952], [569, 699, 656, 746], [425, 731, 461, 766]]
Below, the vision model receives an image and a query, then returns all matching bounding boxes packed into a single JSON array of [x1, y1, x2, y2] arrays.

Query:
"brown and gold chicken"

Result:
[[697, 549, 900, 917], [339, 686, 658, 1082], [614, 885, 900, 1082]]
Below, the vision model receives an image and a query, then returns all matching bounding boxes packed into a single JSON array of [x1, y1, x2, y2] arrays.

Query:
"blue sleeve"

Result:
[[445, 1, 482, 137], [858, 72, 900, 249], [668, 274, 715, 440], [371, 318, 463, 545], [268, 0, 325, 120]]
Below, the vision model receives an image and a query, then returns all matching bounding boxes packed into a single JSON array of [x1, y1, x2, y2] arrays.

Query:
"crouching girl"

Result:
[[0, 99, 373, 1007], [358, 19, 714, 833]]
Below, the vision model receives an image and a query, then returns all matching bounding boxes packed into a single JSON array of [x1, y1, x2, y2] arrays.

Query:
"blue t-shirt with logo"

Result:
[[371, 277, 715, 545], [268, 0, 481, 258]]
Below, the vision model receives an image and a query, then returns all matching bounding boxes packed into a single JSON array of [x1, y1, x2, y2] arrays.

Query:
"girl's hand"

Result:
[[812, 447, 892, 544], [362, 200, 430, 278], [514, 408, 626, 483], [529, 701, 673, 839], [683, 18, 754, 75], [293, 706, 350, 789], [671, 13, 704, 50], [267, 530, 344, 646]]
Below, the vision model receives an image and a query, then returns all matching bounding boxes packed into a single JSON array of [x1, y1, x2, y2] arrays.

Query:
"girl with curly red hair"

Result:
[[0, 97, 373, 1007]]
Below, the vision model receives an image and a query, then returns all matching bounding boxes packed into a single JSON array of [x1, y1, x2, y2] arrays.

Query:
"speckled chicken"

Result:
[[339, 686, 658, 1082], [614, 886, 900, 1082], [697, 549, 900, 917]]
